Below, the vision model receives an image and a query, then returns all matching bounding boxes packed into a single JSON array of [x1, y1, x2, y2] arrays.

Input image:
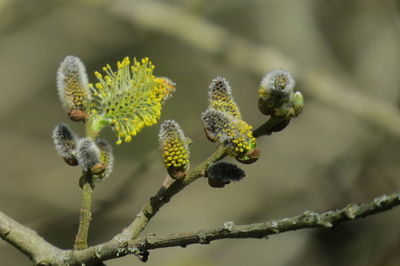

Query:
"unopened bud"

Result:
[[258, 69, 295, 117], [258, 69, 304, 122], [292, 91, 304, 117], [259, 69, 295, 101]]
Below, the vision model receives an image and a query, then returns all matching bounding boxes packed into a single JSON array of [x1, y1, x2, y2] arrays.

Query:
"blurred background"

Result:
[[1, 0, 400, 265]]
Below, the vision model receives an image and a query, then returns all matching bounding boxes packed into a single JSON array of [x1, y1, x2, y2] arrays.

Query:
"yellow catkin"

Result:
[[89, 57, 175, 144], [159, 120, 190, 169]]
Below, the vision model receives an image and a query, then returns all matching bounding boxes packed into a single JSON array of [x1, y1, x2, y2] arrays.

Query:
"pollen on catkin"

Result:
[[89, 57, 175, 144], [76, 137, 101, 172], [206, 162, 245, 187], [57, 56, 90, 121], [208, 77, 241, 118], [155, 76, 176, 102], [52, 124, 78, 165], [201, 108, 256, 158], [159, 120, 190, 179], [95, 139, 114, 180]]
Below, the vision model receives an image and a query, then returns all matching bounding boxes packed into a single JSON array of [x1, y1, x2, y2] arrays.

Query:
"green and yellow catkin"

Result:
[[159, 120, 190, 179], [52, 123, 79, 166], [57, 55, 90, 121], [201, 108, 256, 160], [208, 77, 241, 118], [155, 76, 176, 103], [88, 57, 175, 144], [202, 77, 258, 163]]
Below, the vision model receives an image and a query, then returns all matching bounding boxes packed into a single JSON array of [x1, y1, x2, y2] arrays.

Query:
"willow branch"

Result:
[[139, 192, 400, 249], [0, 211, 62, 265], [1, 167, 400, 265], [2, 189, 399, 265], [69, 190, 400, 265]]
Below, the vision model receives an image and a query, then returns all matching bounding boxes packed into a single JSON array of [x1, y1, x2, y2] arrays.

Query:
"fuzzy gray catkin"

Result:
[[57, 55, 90, 121], [52, 123, 78, 165], [76, 138, 101, 171]]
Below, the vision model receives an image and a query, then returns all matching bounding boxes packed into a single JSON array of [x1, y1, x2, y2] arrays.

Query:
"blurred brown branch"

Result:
[[108, 0, 400, 138]]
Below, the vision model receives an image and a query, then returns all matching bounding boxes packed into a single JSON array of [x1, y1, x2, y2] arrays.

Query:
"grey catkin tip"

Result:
[[159, 120, 187, 149], [56, 55, 89, 111], [260, 69, 295, 96], [52, 123, 78, 159], [76, 137, 101, 171], [201, 108, 230, 137], [208, 76, 232, 101]]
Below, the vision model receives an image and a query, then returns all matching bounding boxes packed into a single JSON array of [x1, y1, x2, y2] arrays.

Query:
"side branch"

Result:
[[0, 211, 62, 265], [140, 192, 400, 250], [70, 190, 400, 265]]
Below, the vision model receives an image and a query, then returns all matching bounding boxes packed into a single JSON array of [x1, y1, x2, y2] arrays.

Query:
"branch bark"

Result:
[[1, 189, 400, 265], [68, 190, 400, 265], [140, 191, 400, 249], [0, 211, 62, 265]]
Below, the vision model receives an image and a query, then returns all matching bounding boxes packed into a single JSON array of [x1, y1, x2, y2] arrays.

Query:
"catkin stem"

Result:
[[73, 122, 98, 250], [85, 121, 100, 140], [74, 180, 93, 250], [252, 116, 286, 138]]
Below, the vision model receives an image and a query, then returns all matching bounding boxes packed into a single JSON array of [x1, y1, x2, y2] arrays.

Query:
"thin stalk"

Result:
[[74, 179, 93, 250], [73, 122, 99, 250], [252, 116, 287, 138]]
